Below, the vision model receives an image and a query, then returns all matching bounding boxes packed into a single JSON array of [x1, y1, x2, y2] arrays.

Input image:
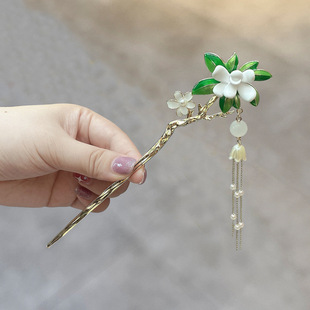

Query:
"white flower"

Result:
[[212, 66, 256, 102], [229, 144, 247, 162], [167, 91, 195, 117]]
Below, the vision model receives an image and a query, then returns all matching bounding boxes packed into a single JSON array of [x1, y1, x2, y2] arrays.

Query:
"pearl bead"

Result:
[[230, 184, 236, 190], [230, 213, 237, 220], [230, 120, 248, 138], [234, 222, 244, 230], [238, 190, 244, 197], [234, 191, 240, 198]]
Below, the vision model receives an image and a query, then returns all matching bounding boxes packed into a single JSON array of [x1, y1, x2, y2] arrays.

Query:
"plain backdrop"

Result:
[[0, 0, 309, 309]]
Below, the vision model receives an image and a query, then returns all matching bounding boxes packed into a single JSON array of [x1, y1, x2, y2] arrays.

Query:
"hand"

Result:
[[0, 104, 146, 212]]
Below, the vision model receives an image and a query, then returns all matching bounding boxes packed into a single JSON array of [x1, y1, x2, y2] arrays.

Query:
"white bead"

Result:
[[234, 222, 244, 230], [234, 191, 240, 198], [230, 184, 236, 190], [238, 190, 244, 197], [230, 120, 248, 138], [230, 213, 237, 220]]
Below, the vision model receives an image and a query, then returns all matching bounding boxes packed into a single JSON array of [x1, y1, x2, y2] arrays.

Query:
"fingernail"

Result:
[[112, 157, 136, 175], [75, 185, 93, 200], [139, 169, 147, 185], [73, 173, 91, 184]]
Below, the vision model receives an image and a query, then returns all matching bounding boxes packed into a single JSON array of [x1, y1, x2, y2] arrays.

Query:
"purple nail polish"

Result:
[[75, 185, 93, 200], [139, 169, 147, 185], [73, 173, 91, 184], [112, 157, 136, 175]]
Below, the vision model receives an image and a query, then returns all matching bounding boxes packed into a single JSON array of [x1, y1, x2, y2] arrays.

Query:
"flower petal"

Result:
[[242, 69, 255, 84], [167, 100, 180, 109], [212, 65, 230, 83], [176, 109, 183, 117], [174, 91, 183, 102], [229, 144, 247, 162], [224, 83, 237, 99], [238, 83, 256, 102], [230, 70, 243, 85], [184, 91, 193, 102], [213, 82, 226, 97], [186, 101, 195, 109], [178, 106, 188, 115]]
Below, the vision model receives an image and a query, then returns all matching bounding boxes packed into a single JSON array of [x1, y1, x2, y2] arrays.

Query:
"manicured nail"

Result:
[[75, 185, 93, 200], [73, 173, 91, 184], [139, 169, 147, 185], [112, 157, 136, 175]]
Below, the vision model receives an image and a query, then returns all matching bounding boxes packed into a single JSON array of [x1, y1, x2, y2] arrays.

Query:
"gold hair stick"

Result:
[[47, 96, 233, 248], [47, 51, 271, 249]]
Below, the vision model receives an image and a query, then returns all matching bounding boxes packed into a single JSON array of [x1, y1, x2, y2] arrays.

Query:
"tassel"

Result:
[[229, 110, 247, 250]]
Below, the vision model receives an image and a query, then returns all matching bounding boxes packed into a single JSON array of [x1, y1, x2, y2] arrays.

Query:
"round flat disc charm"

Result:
[[230, 120, 248, 138]]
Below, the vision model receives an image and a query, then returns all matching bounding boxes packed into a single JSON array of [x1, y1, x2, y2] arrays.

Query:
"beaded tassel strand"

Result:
[[229, 109, 247, 250]]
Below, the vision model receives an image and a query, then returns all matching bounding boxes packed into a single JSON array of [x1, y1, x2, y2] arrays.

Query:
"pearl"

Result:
[[234, 222, 244, 230], [230, 184, 236, 190], [238, 190, 244, 197], [234, 191, 240, 198], [230, 120, 248, 138], [230, 213, 237, 220]]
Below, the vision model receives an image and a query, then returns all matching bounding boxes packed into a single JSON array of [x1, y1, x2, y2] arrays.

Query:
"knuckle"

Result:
[[87, 148, 106, 179]]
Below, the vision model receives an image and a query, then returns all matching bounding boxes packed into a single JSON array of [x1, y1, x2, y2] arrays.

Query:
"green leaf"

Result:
[[225, 52, 239, 73], [204, 53, 225, 73], [254, 69, 272, 81], [192, 78, 219, 95], [250, 91, 260, 106], [219, 96, 233, 113], [233, 95, 240, 109], [240, 61, 259, 71]]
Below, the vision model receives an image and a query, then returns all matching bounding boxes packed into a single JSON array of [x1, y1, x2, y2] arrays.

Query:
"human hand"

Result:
[[0, 104, 146, 212]]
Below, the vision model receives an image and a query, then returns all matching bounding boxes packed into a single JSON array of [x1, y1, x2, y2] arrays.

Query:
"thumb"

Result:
[[55, 136, 142, 182]]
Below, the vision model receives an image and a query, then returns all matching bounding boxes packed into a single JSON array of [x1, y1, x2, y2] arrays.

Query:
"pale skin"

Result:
[[0, 104, 146, 212]]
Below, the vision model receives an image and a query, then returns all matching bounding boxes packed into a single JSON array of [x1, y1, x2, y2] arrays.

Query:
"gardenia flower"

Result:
[[229, 143, 247, 162], [167, 91, 195, 117], [212, 66, 256, 102]]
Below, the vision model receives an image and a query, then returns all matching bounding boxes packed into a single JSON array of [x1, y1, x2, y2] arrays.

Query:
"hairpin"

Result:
[[47, 52, 271, 249]]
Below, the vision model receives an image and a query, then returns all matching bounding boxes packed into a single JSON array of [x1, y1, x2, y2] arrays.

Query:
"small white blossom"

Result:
[[212, 66, 256, 102], [167, 91, 195, 117]]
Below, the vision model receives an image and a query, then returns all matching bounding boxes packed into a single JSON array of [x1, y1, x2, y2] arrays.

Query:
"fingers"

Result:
[[77, 107, 139, 156], [72, 173, 132, 213], [75, 107, 146, 184], [56, 135, 146, 184], [73, 173, 130, 197], [71, 191, 110, 213]]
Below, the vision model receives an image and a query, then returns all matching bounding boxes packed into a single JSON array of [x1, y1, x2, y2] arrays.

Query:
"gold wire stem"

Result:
[[47, 96, 233, 248], [235, 161, 240, 250], [239, 160, 243, 250], [240, 160, 243, 223], [232, 159, 235, 236]]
